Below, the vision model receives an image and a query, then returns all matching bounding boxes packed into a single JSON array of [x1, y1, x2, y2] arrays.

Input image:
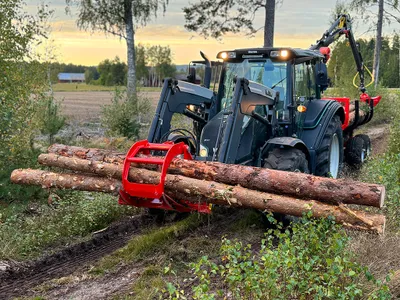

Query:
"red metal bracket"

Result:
[[121, 140, 192, 199]]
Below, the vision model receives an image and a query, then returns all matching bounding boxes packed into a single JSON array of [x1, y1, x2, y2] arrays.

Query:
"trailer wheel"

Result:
[[263, 147, 309, 173], [345, 134, 370, 166], [315, 115, 343, 178], [358, 134, 372, 158]]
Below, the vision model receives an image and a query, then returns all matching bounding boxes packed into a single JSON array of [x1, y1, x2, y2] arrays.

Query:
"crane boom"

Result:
[[310, 14, 366, 93]]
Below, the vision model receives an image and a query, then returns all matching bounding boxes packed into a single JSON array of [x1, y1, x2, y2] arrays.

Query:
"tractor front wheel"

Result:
[[263, 147, 309, 173], [263, 147, 309, 226]]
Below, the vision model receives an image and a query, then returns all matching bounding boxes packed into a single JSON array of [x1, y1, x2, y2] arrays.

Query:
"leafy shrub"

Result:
[[36, 92, 66, 144], [166, 216, 390, 299], [101, 89, 150, 139]]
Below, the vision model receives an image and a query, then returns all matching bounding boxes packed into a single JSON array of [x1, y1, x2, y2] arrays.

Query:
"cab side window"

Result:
[[295, 63, 309, 99], [294, 62, 316, 100]]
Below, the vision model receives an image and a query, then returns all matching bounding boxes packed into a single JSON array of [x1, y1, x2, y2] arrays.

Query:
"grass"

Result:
[[52, 83, 161, 93], [0, 191, 137, 260], [89, 214, 203, 276]]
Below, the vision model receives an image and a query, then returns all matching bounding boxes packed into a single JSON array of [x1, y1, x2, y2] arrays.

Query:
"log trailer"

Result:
[[118, 14, 381, 214]]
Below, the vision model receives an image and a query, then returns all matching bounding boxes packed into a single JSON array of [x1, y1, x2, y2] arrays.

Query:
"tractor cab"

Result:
[[198, 47, 330, 165]]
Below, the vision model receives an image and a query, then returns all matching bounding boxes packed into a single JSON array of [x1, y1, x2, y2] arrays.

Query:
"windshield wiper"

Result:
[[271, 77, 286, 89]]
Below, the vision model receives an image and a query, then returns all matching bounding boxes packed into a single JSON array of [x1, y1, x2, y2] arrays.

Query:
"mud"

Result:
[[0, 215, 153, 299]]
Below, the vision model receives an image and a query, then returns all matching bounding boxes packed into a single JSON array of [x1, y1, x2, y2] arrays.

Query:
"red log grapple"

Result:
[[119, 140, 211, 213]]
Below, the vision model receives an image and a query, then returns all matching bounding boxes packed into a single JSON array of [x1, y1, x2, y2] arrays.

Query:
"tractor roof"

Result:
[[216, 47, 324, 62]]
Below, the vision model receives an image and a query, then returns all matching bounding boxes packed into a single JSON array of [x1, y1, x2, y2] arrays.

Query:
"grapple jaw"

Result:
[[118, 140, 211, 214]]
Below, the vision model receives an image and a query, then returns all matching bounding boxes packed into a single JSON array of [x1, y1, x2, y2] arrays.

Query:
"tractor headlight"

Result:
[[217, 51, 236, 60], [270, 50, 290, 59], [199, 144, 208, 157]]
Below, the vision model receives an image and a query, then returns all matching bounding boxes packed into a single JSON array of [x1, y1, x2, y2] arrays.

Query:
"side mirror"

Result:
[[315, 62, 329, 91]]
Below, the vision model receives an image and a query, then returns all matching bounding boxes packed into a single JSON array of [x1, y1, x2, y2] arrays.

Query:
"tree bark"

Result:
[[10, 168, 386, 234], [264, 0, 275, 47], [125, 0, 136, 96], [39, 152, 385, 208], [373, 0, 384, 88]]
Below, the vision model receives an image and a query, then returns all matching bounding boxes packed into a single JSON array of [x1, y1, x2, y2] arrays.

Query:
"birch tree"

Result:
[[66, 0, 169, 96]]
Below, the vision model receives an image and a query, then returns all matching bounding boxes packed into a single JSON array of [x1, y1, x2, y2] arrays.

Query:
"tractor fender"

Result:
[[259, 137, 311, 168], [300, 99, 345, 173]]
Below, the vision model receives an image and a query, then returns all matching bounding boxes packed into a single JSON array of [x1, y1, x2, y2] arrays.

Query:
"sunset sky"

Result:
[[25, 0, 399, 66]]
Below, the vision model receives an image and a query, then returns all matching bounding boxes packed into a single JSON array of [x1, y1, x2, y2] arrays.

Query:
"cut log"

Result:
[[40, 151, 385, 208], [349, 102, 368, 112], [47, 144, 126, 164], [349, 104, 371, 125], [10, 169, 121, 194], [10, 168, 386, 234]]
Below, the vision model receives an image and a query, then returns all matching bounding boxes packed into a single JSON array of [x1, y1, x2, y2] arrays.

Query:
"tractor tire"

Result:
[[315, 115, 344, 178], [263, 147, 309, 226], [263, 147, 309, 173], [345, 135, 369, 167]]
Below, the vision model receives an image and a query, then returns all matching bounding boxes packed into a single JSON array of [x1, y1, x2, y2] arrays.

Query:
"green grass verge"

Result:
[[89, 214, 203, 276], [0, 191, 137, 260]]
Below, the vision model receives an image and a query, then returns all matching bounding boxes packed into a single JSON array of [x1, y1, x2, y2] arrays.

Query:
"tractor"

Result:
[[118, 14, 381, 213]]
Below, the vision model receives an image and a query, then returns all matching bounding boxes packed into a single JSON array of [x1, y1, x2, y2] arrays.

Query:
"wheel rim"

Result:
[[361, 149, 365, 163], [330, 134, 340, 178], [366, 143, 371, 157]]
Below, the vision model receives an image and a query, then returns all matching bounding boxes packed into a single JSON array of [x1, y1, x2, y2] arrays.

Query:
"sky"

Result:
[[25, 0, 400, 65]]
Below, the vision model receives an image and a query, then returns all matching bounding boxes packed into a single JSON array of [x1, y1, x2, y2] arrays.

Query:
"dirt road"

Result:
[[55, 91, 161, 120]]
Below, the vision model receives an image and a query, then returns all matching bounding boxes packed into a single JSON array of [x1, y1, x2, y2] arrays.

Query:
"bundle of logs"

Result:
[[349, 102, 370, 125], [10, 144, 386, 234]]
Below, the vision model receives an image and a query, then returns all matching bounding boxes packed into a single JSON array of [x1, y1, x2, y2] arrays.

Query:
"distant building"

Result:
[[58, 73, 85, 83]]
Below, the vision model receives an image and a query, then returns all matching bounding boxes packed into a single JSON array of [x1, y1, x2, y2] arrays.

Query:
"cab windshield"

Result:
[[220, 59, 288, 110]]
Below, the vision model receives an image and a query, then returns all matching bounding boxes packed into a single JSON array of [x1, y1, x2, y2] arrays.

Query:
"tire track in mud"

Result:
[[0, 215, 154, 300]]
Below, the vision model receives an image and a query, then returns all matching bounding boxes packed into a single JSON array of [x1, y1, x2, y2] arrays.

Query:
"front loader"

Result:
[[119, 14, 381, 214]]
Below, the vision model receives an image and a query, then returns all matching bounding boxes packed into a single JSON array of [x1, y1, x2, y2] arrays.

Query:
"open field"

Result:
[[52, 83, 162, 93], [55, 91, 161, 120]]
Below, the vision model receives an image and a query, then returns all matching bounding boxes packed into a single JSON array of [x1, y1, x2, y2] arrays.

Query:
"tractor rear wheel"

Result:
[[315, 115, 343, 178]]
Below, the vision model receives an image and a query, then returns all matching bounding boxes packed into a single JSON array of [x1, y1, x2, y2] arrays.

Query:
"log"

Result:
[[47, 144, 126, 164], [41, 150, 385, 208], [10, 168, 386, 234], [10, 169, 121, 194]]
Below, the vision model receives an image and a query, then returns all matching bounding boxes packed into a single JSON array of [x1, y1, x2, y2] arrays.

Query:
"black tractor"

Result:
[[145, 15, 379, 183], [119, 15, 381, 213]]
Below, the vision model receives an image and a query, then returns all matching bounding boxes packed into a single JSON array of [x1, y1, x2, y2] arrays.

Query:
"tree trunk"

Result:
[[373, 0, 384, 88], [125, 0, 136, 97], [10, 168, 386, 234], [39, 152, 385, 208], [264, 0, 275, 47]]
